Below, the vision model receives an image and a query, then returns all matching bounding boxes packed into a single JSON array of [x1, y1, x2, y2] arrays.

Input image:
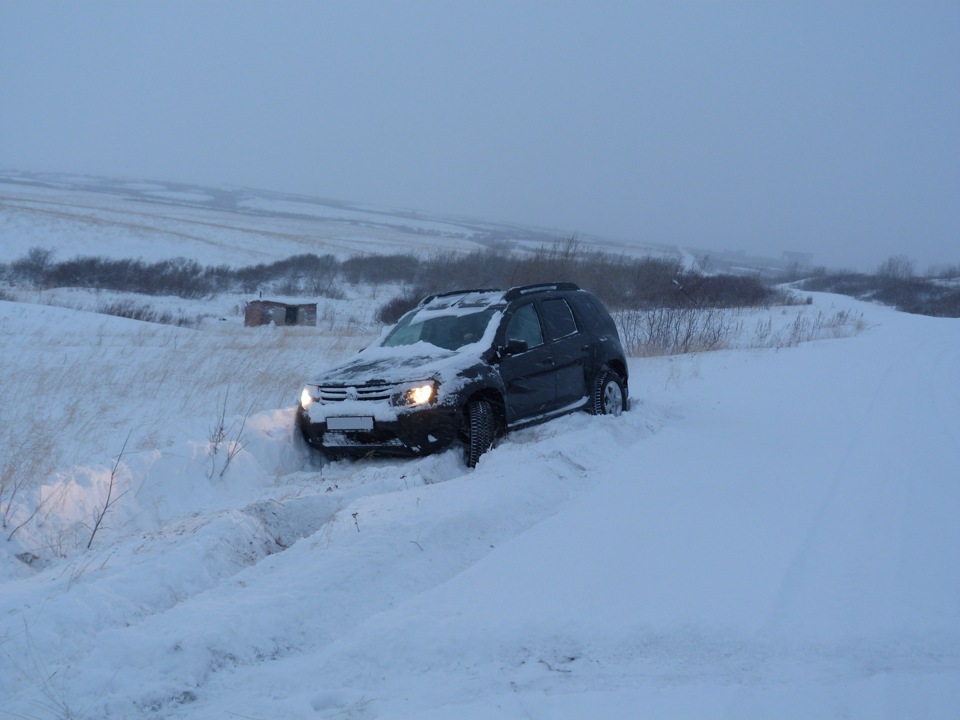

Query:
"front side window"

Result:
[[540, 298, 578, 340], [504, 303, 543, 349]]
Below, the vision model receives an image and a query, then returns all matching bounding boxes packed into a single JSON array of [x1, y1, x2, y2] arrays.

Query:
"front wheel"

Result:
[[466, 399, 495, 468], [590, 370, 625, 417]]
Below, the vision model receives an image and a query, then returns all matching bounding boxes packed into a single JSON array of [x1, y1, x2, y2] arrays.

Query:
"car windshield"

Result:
[[382, 306, 501, 351]]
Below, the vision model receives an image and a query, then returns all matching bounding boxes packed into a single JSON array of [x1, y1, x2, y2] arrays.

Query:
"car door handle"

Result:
[[541, 357, 555, 366]]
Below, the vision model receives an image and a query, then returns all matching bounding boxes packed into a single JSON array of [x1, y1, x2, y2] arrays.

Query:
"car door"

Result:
[[496, 301, 556, 425], [538, 297, 590, 409]]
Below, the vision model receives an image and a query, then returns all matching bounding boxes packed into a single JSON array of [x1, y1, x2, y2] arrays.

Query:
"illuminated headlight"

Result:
[[300, 387, 316, 409], [410, 383, 435, 405], [395, 380, 438, 406]]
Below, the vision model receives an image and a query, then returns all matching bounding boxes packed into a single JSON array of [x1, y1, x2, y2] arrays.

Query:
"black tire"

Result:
[[590, 370, 625, 417], [466, 399, 495, 468]]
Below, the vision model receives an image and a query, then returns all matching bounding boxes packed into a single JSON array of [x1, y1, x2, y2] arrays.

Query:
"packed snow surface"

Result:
[[1, 289, 958, 719]]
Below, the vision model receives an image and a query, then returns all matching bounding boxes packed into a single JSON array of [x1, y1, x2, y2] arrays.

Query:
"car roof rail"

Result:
[[503, 282, 580, 301], [418, 288, 503, 306]]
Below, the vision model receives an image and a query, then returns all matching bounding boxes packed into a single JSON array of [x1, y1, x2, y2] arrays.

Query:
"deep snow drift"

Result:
[[1, 289, 958, 719]]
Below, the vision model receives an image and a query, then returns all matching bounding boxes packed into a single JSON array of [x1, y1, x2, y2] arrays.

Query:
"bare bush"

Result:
[[876, 255, 915, 280], [617, 304, 865, 357], [11, 247, 55, 289], [274, 277, 303, 296], [307, 276, 346, 299], [97, 299, 175, 325], [616, 307, 741, 357], [675, 273, 792, 308], [87, 432, 132, 549], [206, 387, 254, 480], [92, 299, 205, 327], [928, 263, 960, 279], [753, 309, 865, 349], [376, 287, 427, 324]]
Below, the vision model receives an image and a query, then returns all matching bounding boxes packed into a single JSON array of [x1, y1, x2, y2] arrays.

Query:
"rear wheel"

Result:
[[466, 399, 495, 468], [591, 370, 625, 416]]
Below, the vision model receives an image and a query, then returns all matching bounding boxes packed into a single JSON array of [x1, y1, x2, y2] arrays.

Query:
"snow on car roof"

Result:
[[413, 289, 506, 320]]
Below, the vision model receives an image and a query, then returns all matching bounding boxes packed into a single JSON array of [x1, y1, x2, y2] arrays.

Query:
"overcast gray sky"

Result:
[[2, 1, 958, 271]]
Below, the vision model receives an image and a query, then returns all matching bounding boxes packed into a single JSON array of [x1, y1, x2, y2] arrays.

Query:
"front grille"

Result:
[[318, 384, 395, 402], [323, 432, 405, 448]]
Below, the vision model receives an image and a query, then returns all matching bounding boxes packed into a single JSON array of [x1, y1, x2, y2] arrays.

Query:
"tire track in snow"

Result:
[[3, 409, 653, 719]]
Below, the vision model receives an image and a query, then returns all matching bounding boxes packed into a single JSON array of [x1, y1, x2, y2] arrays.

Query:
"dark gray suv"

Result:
[[297, 282, 628, 467]]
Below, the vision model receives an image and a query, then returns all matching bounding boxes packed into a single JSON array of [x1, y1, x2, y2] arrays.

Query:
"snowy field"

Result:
[[0, 172, 682, 265], [1, 178, 959, 718]]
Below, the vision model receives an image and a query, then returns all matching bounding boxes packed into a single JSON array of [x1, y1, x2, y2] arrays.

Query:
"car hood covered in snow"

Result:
[[307, 341, 488, 387]]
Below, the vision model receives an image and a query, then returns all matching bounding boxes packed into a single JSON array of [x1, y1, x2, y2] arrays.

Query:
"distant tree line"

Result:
[[1, 239, 795, 320], [798, 255, 960, 318], [6, 244, 956, 317], [2, 249, 344, 299]]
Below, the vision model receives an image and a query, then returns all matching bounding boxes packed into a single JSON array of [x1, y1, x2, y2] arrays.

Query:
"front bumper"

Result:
[[296, 403, 461, 458]]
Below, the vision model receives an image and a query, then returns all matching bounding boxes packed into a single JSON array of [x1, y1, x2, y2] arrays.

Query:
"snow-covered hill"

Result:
[[0, 171, 809, 275], [0, 171, 682, 265], [1, 287, 958, 719]]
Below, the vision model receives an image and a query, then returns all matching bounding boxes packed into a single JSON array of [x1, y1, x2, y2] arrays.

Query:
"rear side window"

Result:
[[570, 293, 616, 336], [540, 298, 578, 340]]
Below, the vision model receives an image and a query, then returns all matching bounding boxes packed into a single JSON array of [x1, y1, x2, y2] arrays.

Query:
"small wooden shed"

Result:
[[244, 301, 317, 327]]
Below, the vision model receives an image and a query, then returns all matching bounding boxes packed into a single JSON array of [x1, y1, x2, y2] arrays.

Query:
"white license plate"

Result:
[[326, 416, 374, 431]]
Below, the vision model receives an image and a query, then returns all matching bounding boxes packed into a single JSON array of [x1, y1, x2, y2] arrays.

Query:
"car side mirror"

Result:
[[501, 338, 528, 356]]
